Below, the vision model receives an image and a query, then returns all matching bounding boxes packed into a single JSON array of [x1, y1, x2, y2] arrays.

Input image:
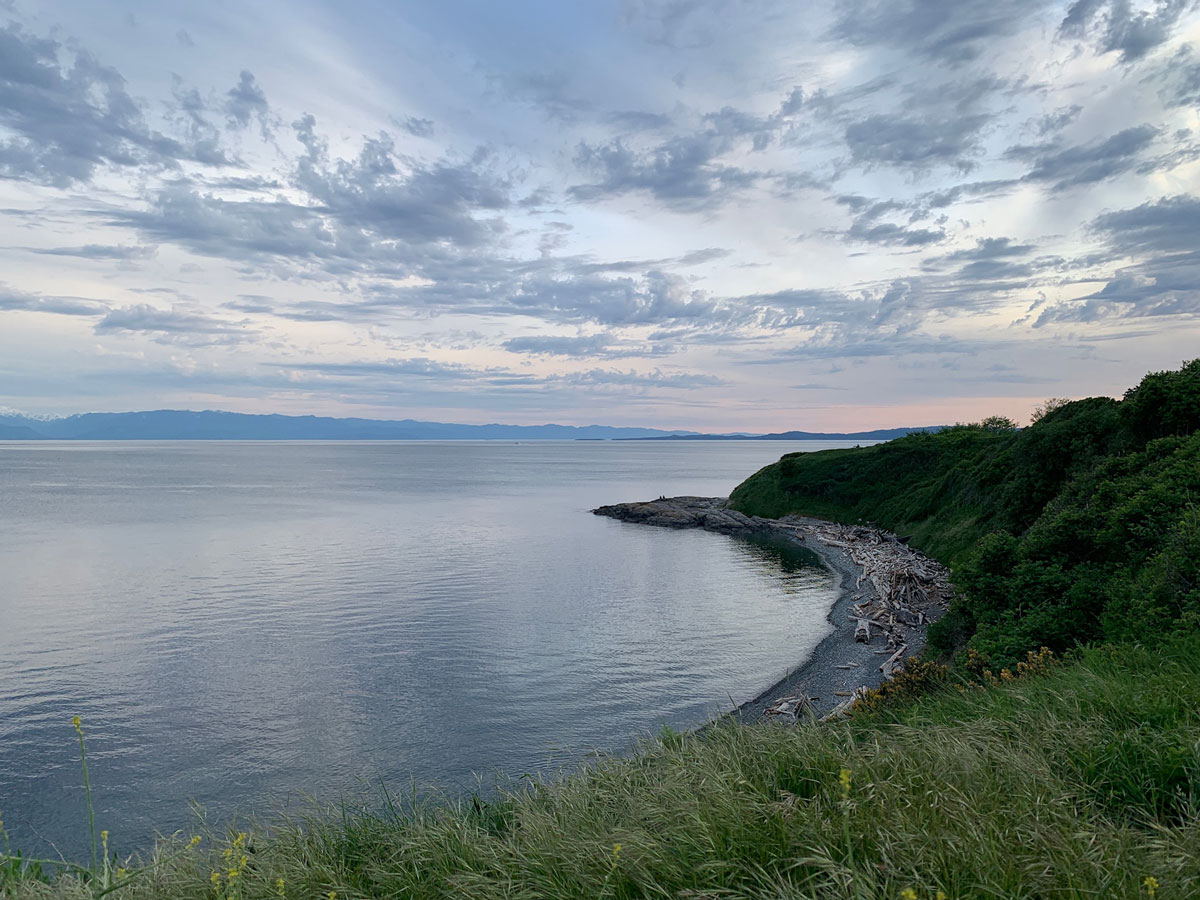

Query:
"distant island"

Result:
[[0, 409, 941, 441]]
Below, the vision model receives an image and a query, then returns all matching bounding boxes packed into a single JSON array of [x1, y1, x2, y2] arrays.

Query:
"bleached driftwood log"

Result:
[[783, 516, 951, 679]]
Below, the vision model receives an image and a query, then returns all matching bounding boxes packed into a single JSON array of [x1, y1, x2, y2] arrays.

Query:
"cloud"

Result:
[[1155, 44, 1200, 107], [22, 243, 155, 260], [549, 368, 724, 389], [845, 219, 946, 247], [1090, 193, 1200, 252], [502, 333, 674, 358], [1035, 270, 1200, 325], [291, 116, 511, 247], [1011, 124, 1160, 188], [1059, 0, 1196, 63], [0, 284, 106, 316], [224, 70, 270, 133], [844, 113, 990, 172], [570, 133, 759, 207], [0, 22, 227, 186], [397, 116, 434, 138], [273, 357, 722, 391], [503, 268, 721, 326], [1034, 194, 1200, 325], [923, 237, 1041, 278], [832, 0, 1053, 64], [95, 304, 256, 343]]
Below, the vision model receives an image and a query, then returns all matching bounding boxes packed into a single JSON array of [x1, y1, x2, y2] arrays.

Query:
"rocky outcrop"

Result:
[[591, 496, 773, 535]]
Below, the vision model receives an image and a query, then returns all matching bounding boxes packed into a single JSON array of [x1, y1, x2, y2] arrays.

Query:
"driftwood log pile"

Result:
[[774, 516, 951, 679]]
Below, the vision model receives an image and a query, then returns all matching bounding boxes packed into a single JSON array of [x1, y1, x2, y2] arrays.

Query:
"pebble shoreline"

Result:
[[592, 497, 947, 721]]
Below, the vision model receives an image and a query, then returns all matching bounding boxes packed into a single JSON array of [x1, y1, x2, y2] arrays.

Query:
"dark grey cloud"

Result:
[[844, 113, 990, 172], [397, 116, 434, 138], [22, 243, 155, 260], [1090, 193, 1200, 252], [1034, 105, 1083, 136], [832, 0, 1052, 64], [502, 334, 614, 357], [845, 219, 946, 247], [0, 23, 228, 186], [292, 115, 511, 247], [1156, 43, 1200, 107], [94, 304, 256, 343], [1010, 124, 1159, 187], [1035, 194, 1200, 326], [1035, 269, 1200, 325], [923, 237, 1042, 279], [570, 133, 758, 207], [104, 184, 339, 263], [0, 284, 106, 316], [1059, 0, 1196, 63], [224, 70, 269, 132], [503, 268, 721, 326], [919, 178, 1021, 209], [568, 85, 809, 207]]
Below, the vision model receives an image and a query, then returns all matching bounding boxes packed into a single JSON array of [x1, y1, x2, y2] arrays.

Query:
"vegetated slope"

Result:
[[9, 640, 1198, 899], [728, 360, 1200, 664]]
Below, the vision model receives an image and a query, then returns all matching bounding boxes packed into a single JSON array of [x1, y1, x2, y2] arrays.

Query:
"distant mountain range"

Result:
[[0, 410, 941, 441]]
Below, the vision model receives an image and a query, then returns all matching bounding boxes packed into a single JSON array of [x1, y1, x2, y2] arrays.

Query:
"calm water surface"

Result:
[[0, 440, 855, 856]]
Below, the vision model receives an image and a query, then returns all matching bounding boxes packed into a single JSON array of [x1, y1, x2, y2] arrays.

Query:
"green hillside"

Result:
[[729, 360, 1200, 664]]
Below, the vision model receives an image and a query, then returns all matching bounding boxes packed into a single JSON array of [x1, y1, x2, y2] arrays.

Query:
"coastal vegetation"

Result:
[[5, 639, 1200, 899], [729, 360, 1200, 666]]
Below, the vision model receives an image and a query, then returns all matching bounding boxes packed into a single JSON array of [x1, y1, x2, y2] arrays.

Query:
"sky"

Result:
[[1, 0, 1198, 431]]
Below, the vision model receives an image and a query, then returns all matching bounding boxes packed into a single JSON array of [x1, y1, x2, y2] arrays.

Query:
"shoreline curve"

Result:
[[591, 497, 948, 721]]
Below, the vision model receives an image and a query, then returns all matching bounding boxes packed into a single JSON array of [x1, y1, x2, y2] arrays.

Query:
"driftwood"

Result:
[[879, 643, 908, 680], [782, 515, 952, 682]]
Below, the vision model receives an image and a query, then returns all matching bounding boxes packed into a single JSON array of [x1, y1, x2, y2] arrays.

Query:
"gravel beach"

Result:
[[592, 499, 944, 722]]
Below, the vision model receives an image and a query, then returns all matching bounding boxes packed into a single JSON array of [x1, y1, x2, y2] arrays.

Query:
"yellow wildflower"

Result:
[[71, 715, 81, 730], [210, 871, 221, 886], [613, 843, 622, 859], [328, 892, 337, 900], [276, 876, 286, 896], [838, 768, 852, 798], [189, 835, 202, 848], [116, 868, 128, 879], [1144, 875, 1159, 898], [936, 892, 947, 900], [900, 890, 917, 900]]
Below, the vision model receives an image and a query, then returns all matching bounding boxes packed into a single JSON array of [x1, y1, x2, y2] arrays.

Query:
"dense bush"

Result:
[[729, 361, 1200, 666]]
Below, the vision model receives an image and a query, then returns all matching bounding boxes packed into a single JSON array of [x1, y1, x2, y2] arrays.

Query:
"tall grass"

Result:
[[5, 638, 1199, 899]]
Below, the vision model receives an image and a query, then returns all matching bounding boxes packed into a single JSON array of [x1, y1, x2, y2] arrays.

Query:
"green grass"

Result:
[[7, 638, 1200, 899]]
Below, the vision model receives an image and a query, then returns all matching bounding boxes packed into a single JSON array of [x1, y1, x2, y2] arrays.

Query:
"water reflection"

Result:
[[0, 441, 850, 858]]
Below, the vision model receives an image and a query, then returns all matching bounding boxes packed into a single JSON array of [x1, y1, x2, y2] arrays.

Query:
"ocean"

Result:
[[0, 440, 854, 857]]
